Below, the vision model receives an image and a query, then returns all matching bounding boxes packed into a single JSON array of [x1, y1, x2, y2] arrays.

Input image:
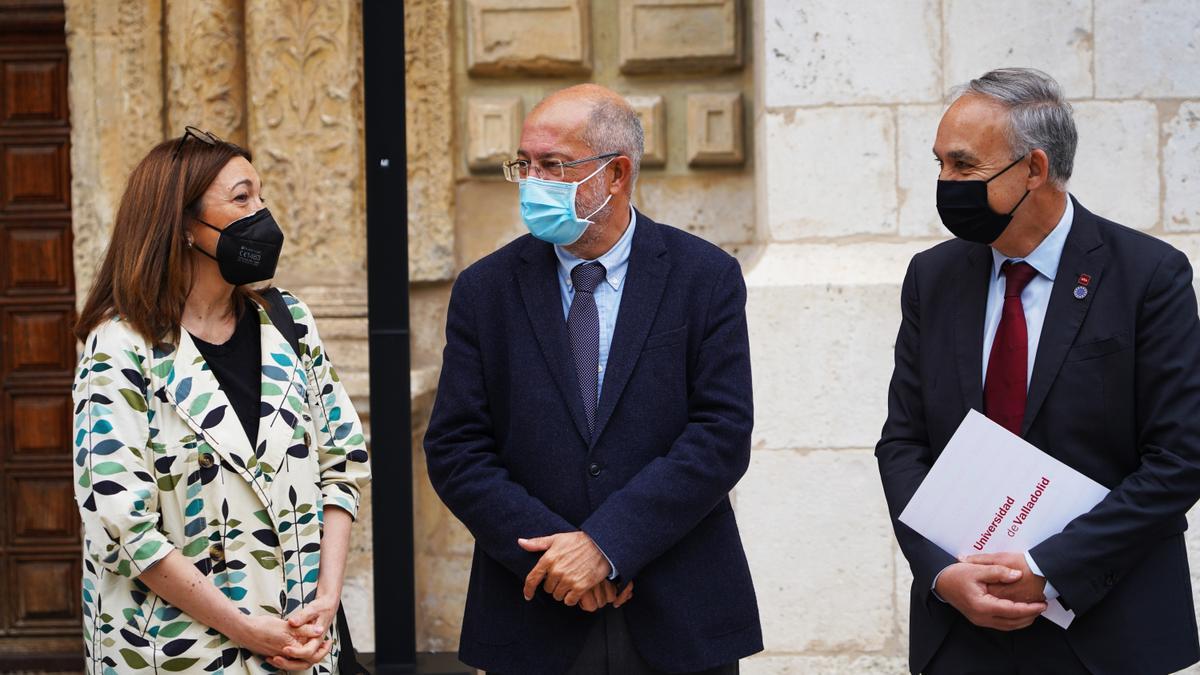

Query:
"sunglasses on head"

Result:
[[171, 126, 222, 161]]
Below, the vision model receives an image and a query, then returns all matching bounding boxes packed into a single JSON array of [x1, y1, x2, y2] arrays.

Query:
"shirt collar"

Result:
[[555, 203, 637, 291], [991, 195, 1074, 282]]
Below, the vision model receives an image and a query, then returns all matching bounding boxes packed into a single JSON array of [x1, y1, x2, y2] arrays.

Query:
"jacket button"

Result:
[[588, 463, 602, 477], [208, 543, 225, 562], [1104, 573, 1117, 587], [198, 453, 214, 468]]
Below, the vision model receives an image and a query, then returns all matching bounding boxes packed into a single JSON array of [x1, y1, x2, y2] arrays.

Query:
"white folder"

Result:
[[899, 409, 1110, 628]]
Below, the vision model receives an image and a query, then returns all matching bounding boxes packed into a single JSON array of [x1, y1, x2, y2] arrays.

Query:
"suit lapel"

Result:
[[162, 308, 305, 494], [954, 244, 992, 413], [591, 213, 669, 446], [164, 331, 259, 478], [1022, 198, 1108, 435], [516, 238, 593, 443]]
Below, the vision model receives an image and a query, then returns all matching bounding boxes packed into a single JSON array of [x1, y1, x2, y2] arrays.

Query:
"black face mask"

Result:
[[936, 155, 1031, 244], [193, 208, 285, 285]]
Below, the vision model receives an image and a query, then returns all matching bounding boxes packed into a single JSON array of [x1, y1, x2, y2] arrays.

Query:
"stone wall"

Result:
[[742, 1, 1200, 673]]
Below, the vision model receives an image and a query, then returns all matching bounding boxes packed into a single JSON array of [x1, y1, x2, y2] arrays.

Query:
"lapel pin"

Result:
[[1073, 273, 1091, 300]]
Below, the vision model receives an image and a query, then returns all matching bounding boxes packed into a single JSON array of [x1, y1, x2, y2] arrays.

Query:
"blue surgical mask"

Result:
[[519, 158, 614, 246]]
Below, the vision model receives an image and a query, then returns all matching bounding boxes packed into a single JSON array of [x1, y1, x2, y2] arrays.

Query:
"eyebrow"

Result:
[[228, 178, 254, 192], [938, 148, 980, 164], [516, 149, 569, 161]]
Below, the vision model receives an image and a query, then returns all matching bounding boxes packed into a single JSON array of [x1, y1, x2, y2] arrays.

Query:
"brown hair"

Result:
[[75, 135, 253, 345]]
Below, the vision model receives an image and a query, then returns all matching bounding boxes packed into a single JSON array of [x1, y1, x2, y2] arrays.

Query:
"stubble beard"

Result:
[[566, 178, 615, 256]]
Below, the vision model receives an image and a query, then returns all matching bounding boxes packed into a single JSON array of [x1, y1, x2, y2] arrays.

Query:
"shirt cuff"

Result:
[[930, 564, 952, 602], [597, 545, 617, 580], [1025, 551, 1059, 600]]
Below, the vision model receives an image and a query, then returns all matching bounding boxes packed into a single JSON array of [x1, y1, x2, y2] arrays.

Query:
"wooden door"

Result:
[[0, 0, 82, 670]]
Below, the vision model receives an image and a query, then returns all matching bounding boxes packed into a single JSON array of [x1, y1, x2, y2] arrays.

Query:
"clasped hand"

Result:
[[234, 592, 338, 671], [519, 532, 633, 612], [935, 552, 1048, 631]]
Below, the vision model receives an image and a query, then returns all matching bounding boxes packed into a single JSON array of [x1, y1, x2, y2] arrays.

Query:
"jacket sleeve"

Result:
[[875, 258, 957, 605], [423, 271, 576, 580], [289, 293, 372, 520], [1030, 248, 1200, 615], [580, 256, 754, 582], [72, 321, 174, 578]]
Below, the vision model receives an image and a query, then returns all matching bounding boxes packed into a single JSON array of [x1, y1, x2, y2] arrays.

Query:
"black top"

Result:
[[190, 299, 261, 448]]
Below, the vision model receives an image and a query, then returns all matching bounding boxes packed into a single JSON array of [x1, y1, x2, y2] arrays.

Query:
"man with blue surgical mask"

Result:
[[424, 84, 762, 675]]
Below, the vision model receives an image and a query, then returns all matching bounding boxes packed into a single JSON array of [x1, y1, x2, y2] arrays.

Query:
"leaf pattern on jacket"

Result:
[[73, 291, 370, 674]]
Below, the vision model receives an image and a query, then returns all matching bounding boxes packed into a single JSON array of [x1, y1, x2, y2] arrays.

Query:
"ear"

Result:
[[607, 156, 634, 196], [1026, 149, 1051, 191]]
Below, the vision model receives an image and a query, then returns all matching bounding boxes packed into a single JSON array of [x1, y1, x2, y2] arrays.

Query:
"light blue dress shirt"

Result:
[[934, 196, 1074, 602], [553, 203, 637, 402], [983, 197, 1072, 601], [982, 197, 1074, 387], [553, 203, 637, 579]]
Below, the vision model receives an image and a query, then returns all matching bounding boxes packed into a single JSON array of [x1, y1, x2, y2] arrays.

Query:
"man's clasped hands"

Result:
[[518, 531, 634, 612], [515, 533, 1052, 625], [936, 551, 1050, 631]]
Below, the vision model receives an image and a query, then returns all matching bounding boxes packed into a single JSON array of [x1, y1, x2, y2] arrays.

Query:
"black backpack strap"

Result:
[[262, 287, 368, 673], [336, 603, 369, 673], [260, 287, 301, 357]]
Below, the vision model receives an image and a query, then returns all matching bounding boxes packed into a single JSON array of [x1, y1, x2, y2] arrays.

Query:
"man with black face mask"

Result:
[[876, 67, 1200, 675]]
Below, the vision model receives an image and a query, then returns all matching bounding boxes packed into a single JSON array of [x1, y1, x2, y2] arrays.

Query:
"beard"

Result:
[[567, 177, 615, 254]]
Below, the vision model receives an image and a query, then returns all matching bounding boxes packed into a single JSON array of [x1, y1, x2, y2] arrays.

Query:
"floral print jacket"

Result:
[[71, 291, 370, 674]]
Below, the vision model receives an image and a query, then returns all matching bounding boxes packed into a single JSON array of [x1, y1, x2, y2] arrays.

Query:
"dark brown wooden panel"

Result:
[[1, 221, 71, 293], [3, 390, 72, 463], [0, 557, 6, 632], [6, 473, 77, 544], [0, 1, 66, 45], [2, 305, 75, 374], [8, 555, 79, 630], [0, 140, 69, 211], [1, 56, 67, 126], [0, 0, 82, 661]]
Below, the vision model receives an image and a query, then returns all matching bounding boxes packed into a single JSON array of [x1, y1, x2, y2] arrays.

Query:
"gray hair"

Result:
[[950, 68, 1078, 187], [580, 97, 644, 190]]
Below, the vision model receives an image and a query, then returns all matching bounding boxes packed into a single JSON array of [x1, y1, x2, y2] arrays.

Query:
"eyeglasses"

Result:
[[502, 152, 619, 183], [172, 126, 222, 161]]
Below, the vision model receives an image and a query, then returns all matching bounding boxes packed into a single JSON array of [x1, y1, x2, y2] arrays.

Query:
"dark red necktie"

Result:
[[984, 260, 1040, 435]]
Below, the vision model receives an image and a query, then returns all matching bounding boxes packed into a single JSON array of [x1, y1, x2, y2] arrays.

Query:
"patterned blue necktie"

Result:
[[568, 261, 606, 434]]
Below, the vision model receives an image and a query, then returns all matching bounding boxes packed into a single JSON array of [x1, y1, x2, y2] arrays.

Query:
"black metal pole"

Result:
[[363, 1, 416, 672]]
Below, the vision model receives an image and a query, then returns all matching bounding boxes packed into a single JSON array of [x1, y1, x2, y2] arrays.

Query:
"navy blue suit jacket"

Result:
[[424, 211, 763, 675], [878, 197, 1200, 674]]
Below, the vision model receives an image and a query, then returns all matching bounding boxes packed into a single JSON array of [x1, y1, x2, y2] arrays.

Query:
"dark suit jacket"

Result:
[[424, 210, 763, 675], [877, 196, 1200, 674]]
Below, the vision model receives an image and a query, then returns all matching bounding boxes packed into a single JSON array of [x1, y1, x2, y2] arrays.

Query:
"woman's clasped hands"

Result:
[[232, 593, 339, 671]]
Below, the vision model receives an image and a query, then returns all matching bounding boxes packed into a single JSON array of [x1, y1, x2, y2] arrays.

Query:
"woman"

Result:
[[71, 128, 370, 674]]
